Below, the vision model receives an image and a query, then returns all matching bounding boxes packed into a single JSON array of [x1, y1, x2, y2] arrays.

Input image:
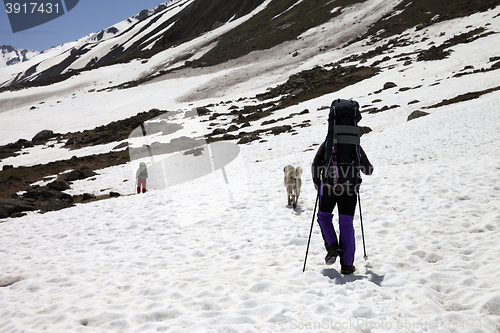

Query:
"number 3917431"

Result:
[[5, 2, 60, 14]]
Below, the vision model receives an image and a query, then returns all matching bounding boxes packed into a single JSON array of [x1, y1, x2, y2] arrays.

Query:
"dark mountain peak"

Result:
[[1, 45, 17, 53], [1, 45, 39, 67]]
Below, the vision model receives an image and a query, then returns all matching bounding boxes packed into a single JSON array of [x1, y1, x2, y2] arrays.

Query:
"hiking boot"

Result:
[[325, 243, 340, 265], [341, 265, 356, 275]]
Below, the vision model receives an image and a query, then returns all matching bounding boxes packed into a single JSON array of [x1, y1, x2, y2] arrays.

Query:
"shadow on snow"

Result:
[[321, 268, 384, 286]]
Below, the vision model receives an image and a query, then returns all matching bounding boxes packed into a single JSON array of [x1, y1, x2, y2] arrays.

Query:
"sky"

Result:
[[0, 0, 167, 52]]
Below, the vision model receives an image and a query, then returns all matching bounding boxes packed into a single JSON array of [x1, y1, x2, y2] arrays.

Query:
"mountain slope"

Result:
[[3, 0, 499, 91], [0, 0, 268, 88], [0, 0, 500, 332]]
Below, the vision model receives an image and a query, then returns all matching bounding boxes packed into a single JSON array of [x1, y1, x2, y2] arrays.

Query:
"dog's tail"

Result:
[[294, 166, 303, 179]]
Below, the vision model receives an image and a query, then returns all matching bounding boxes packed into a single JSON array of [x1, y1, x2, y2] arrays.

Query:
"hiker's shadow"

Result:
[[322, 268, 385, 286], [322, 268, 364, 284]]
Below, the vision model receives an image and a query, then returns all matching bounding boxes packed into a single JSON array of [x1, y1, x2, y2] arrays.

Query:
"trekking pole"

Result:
[[357, 189, 368, 260], [303, 190, 320, 272]]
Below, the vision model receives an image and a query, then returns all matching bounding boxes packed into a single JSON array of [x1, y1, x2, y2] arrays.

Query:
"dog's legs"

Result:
[[295, 184, 300, 209]]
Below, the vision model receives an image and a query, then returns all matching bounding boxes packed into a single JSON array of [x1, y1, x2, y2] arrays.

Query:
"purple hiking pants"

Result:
[[317, 185, 357, 266]]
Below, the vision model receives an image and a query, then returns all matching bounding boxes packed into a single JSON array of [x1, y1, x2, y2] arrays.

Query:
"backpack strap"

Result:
[[333, 125, 360, 145]]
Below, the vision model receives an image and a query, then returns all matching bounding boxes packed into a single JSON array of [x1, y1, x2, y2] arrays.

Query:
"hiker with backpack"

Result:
[[311, 99, 373, 275], [136, 162, 148, 193]]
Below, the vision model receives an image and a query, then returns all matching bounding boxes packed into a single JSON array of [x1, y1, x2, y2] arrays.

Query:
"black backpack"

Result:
[[323, 99, 362, 189]]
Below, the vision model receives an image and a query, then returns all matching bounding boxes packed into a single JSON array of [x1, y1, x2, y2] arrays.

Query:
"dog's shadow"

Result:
[[286, 204, 305, 215]]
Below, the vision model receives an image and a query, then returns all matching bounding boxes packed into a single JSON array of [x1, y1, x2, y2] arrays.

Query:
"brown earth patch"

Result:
[[417, 28, 493, 62], [0, 149, 130, 217], [356, 0, 500, 42], [256, 65, 380, 109], [426, 86, 500, 109]]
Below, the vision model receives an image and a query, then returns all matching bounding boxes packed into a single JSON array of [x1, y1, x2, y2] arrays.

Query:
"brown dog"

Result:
[[284, 165, 303, 209]]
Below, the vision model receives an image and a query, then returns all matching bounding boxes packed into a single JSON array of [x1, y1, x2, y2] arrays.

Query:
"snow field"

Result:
[[1, 89, 500, 332], [0, 100, 500, 332], [2, 75, 500, 333]]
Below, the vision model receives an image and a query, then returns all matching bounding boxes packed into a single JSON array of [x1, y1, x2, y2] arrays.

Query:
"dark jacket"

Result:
[[311, 141, 373, 190]]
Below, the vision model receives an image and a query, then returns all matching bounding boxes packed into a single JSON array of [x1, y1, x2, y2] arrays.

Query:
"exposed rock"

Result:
[[39, 199, 73, 213], [0, 197, 36, 219], [223, 134, 237, 140], [366, 105, 400, 114], [212, 128, 226, 135], [407, 110, 430, 121], [9, 139, 34, 149], [32, 130, 54, 145], [271, 125, 293, 135], [23, 186, 73, 203], [195, 107, 212, 116], [237, 134, 261, 144], [360, 126, 372, 136], [184, 107, 211, 118], [383, 82, 397, 89], [262, 119, 277, 126], [113, 142, 129, 150], [47, 179, 71, 191], [65, 168, 97, 182], [183, 147, 204, 156], [82, 193, 96, 201], [209, 113, 221, 120]]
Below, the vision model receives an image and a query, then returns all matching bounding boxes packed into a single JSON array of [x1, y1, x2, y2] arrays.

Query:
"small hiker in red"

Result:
[[136, 162, 148, 193]]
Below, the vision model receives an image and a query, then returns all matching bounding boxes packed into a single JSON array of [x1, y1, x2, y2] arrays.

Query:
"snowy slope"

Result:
[[0, 1, 500, 333], [0, 0, 186, 87]]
